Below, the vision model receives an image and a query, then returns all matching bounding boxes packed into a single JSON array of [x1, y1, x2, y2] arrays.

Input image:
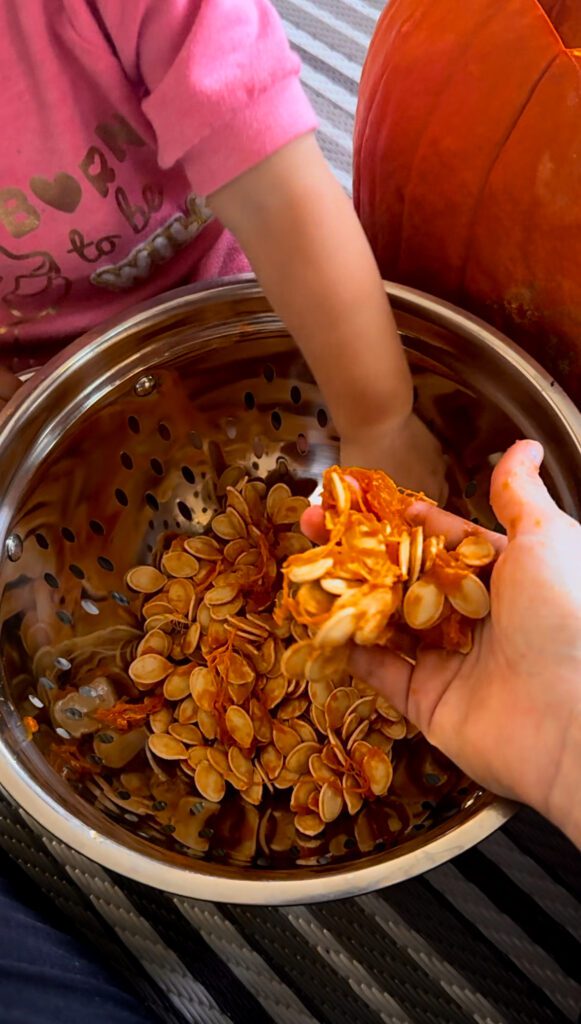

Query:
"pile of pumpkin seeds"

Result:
[[44, 463, 494, 855]]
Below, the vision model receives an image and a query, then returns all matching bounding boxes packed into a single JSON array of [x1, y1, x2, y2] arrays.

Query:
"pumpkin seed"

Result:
[[295, 812, 325, 836], [168, 723, 203, 746], [286, 741, 321, 775], [456, 535, 496, 568], [148, 733, 188, 760], [228, 747, 254, 784], [448, 574, 490, 619], [129, 654, 172, 687], [184, 536, 223, 560], [225, 706, 254, 748], [195, 762, 226, 802], [403, 579, 445, 630], [161, 551, 199, 578], [287, 557, 334, 584], [319, 781, 344, 822], [314, 606, 359, 647], [125, 566, 166, 593]]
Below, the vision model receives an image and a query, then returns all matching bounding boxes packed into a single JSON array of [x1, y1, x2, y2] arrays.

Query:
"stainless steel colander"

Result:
[[0, 276, 579, 905]]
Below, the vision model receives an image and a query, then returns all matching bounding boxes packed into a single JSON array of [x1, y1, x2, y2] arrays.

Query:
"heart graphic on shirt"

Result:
[[29, 173, 82, 213]]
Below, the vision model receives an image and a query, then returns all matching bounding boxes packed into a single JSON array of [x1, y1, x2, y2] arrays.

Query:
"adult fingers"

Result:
[[490, 440, 558, 540], [348, 646, 413, 719], [348, 644, 465, 741], [303, 497, 509, 555], [405, 502, 507, 554]]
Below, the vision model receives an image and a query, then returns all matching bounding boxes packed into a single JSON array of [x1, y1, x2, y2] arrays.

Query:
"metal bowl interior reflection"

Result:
[[0, 276, 579, 905]]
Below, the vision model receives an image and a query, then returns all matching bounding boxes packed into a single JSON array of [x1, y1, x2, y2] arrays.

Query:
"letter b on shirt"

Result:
[[0, 188, 41, 238]]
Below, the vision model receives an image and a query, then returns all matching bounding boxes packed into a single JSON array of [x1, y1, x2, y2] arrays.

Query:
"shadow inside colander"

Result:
[[0, 321, 522, 876]]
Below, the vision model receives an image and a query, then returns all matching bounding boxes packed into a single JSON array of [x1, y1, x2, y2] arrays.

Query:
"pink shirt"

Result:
[[0, 0, 317, 370]]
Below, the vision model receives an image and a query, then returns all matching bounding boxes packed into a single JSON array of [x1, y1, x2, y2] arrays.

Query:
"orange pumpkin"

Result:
[[354, 0, 581, 402]]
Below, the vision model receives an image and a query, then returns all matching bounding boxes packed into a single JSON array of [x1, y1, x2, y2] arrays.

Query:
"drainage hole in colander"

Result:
[[43, 573, 59, 589], [225, 418, 237, 439], [35, 532, 49, 550], [145, 492, 159, 511], [89, 519, 105, 536], [158, 422, 172, 441], [61, 526, 76, 543], [177, 500, 193, 522], [271, 411, 282, 431], [317, 408, 329, 428], [181, 466, 196, 484], [464, 480, 478, 499], [68, 564, 85, 580], [252, 437, 264, 459], [163, 519, 170, 530], [111, 592, 130, 607], [97, 556, 114, 572], [290, 385, 301, 404], [243, 391, 255, 410], [115, 488, 129, 507], [150, 458, 164, 477], [56, 611, 73, 626], [190, 431, 203, 450], [81, 599, 100, 615], [120, 451, 134, 471], [263, 363, 275, 382], [297, 432, 308, 455], [127, 415, 140, 434]]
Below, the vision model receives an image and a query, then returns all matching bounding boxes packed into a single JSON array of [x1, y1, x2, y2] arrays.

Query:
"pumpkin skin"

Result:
[[354, 0, 581, 402]]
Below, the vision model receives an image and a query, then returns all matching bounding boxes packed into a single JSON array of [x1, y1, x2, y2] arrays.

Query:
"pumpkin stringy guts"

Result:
[[42, 465, 494, 853]]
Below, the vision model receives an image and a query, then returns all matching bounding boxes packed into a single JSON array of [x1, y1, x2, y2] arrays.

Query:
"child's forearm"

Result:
[[208, 133, 412, 441]]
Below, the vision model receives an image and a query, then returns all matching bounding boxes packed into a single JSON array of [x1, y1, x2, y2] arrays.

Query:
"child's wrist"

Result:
[[340, 405, 414, 448]]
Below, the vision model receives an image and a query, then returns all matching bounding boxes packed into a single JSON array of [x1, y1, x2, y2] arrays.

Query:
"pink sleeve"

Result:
[[71, 0, 318, 195]]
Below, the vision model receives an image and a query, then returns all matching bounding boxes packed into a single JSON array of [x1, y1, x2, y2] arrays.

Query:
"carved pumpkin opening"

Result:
[[537, 0, 581, 46]]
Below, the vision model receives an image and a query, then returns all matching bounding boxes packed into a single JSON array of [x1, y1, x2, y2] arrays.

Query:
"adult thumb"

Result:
[[490, 440, 557, 540]]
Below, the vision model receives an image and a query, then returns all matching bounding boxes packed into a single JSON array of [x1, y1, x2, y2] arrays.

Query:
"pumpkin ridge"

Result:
[[460, 51, 561, 297], [354, 3, 422, 266], [356, 0, 496, 279], [536, 0, 580, 47], [397, 2, 545, 292]]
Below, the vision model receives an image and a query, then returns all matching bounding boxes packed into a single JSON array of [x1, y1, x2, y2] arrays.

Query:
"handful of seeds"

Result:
[[46, 463, 494, 853], [278, 466, 494, 660]]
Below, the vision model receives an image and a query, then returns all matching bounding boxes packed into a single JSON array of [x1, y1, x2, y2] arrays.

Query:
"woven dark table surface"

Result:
[[1, 790, 579, 1024]]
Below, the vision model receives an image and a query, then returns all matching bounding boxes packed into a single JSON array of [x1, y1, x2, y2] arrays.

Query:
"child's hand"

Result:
[[341, 412, 447, 503]]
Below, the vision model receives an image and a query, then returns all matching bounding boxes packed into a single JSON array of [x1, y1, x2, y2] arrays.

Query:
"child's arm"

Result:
[[209, 133, 445, 498]]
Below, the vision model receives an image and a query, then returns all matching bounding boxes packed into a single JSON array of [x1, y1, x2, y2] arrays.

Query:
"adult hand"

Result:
[[302, 441, 581, 846]]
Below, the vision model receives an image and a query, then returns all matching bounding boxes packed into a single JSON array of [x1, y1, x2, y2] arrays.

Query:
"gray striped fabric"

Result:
[[1, 4, 580, 1024], [274, 0, 383, 191]]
